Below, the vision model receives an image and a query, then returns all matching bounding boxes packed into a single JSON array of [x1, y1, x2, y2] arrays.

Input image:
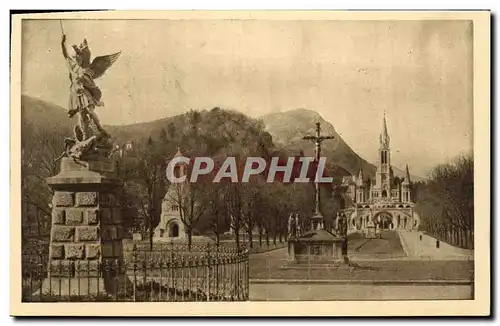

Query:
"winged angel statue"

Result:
[[61, 34, 121, 141]]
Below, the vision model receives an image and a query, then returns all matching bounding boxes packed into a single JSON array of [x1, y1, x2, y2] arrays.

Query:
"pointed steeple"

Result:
[[403, 164, 411, 184], [174, 145, 184, 158], [357, 168, 364, 186], [379, 111, 390, 149], [171, 146, 188, 181]]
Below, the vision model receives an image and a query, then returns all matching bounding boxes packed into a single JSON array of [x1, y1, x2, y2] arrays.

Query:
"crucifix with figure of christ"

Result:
[[303, 121, 334, 231]]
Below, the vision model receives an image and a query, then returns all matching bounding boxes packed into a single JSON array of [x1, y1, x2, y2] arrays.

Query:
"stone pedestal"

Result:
[[288, 229, 346, 264], [38, 154, 125, 298]]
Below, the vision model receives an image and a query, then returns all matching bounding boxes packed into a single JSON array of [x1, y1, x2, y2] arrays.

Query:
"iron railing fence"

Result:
[[22, 243, 250, 302]]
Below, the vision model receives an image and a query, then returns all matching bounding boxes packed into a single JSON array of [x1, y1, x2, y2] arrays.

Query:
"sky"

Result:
[[21, 19, 473, 177]]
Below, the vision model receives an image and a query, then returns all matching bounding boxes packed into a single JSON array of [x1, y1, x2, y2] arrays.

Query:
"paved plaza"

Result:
[[248, 231, 474, 300]]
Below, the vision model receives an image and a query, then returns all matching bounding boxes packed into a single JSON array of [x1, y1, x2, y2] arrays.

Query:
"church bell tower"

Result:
[[377, 113, 392, 199]]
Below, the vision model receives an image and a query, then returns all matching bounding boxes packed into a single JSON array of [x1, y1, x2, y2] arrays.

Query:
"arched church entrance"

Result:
[[374, 212, 393, 230], [168, 222, 179, 237], [382, 190, 388, 198]]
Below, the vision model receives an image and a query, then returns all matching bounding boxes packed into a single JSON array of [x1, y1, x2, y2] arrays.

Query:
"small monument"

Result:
[[153, 148, 214, 244], [38, 32, 125, 298], [153, 147, 187, 242], [365, 219, 376, 239], [288, 122, 347, 264]]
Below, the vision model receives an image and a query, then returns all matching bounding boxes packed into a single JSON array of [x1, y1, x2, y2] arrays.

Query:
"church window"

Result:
[[380, 151, 388, 164]]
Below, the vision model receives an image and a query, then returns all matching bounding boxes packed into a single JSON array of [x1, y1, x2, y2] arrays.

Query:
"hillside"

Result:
[[21, 95, 72, 137], [261, 109, 377, 177], [20, 95, 425, 182]]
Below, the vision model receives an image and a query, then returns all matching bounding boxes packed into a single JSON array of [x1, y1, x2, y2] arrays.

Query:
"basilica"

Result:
[[339, 114, 420, 232]]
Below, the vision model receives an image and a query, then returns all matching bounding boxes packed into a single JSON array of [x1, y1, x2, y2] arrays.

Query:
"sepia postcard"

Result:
[[10, 10, 490, 317]]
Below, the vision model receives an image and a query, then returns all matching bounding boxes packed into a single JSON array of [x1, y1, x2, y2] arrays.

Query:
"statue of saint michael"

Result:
[[61, 34, 121, 140]]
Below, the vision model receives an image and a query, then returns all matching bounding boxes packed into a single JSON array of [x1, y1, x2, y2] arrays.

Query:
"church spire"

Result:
[[357, 168, 364, 186], [174, 145, 184, 158], [403, 164, 411, 184], [379, 111, 390, 149]]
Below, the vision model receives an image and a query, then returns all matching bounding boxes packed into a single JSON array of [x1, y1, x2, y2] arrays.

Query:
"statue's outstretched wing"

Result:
[[88, 52, 121, 79]]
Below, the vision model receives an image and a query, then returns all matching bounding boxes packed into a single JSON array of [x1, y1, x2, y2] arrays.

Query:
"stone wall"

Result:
[[49, 190, 123, 279]]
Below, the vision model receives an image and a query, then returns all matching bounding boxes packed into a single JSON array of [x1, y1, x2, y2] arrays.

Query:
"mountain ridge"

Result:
[[20, 95, 427, 182], [260, 108, 427, 182]]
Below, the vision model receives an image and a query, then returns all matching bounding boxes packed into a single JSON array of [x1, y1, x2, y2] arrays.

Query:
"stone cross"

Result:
[[303, 121, 334, 229]]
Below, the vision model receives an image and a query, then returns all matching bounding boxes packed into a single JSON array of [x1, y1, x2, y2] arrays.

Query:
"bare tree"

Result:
[[122, 137, 165, 250], [416, 152, 474, 249], [21, 122, 65, 240]]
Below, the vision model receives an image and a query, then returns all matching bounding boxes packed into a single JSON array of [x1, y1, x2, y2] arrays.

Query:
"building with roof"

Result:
[[153, 147, 188, 241], [153, 147, 215, 244]]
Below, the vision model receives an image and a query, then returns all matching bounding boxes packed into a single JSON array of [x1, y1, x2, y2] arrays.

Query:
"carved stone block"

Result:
[[65, 209, 83, 225], [53, 192, 74, 207], [85, 244, 101, 259], [76, 192, 98, 206], [52, 209, 66, 225], [51, 226, 75, 242], [51, 244, 65, 259], [76, 226, 99, 242], [65, 244, 85, 259], [86, 209, 99, 225]]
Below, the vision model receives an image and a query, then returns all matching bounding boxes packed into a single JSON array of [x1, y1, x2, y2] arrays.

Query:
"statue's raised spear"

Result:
[[59, 19, 65, 35]]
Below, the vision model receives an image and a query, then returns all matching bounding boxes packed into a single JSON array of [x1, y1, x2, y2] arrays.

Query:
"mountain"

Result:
[[261, 109, 377, 177], [260, 108, 427, 182], [20, 95, 426, 182]]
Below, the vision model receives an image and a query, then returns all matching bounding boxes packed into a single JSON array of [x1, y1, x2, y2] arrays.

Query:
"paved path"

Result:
[[397, 231, 473, 260], [250, 283, 473, 301]]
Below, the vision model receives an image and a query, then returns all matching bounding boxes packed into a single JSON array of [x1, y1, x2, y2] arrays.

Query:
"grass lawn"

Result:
[[347, 230, 406, 259], [249, 248, 474, 281]]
